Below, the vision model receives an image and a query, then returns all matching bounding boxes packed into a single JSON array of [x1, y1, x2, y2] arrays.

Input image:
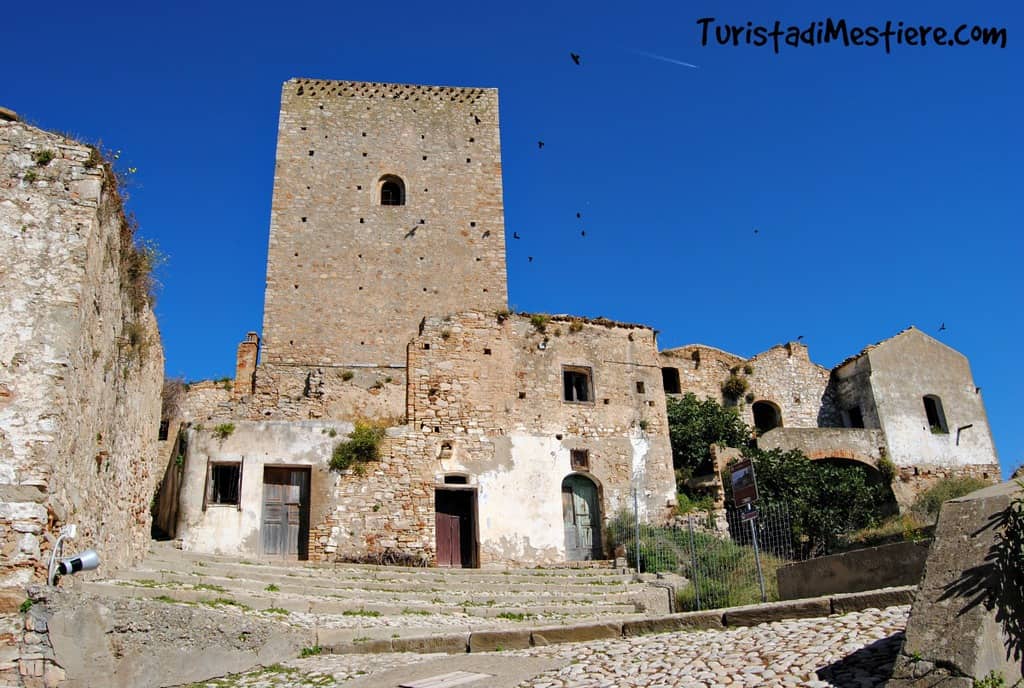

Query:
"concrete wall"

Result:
[[261, 78, 508, 368], [776, 540, 930, 600], [0, 120, 163, 602], [176, 421, 343, 558]]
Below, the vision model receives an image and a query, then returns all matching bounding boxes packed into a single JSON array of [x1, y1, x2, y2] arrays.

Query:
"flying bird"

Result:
[[938, 323, 946, 331], [753, 228, 759, 235], [474, 115, 481, 124], [528, 256, 534, 262], [404, 226, 417, 238], [570, 52, 581, 65], [576, 212, 581, 219], [581, 230, 586, 237], [796, 335, 804, 341], [513, 232, 520, 240], [538, 141, 544, 149], [482, 230, 491, 238]]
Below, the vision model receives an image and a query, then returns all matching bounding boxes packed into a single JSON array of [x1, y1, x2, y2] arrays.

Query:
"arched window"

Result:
[[379, 175, 405, 206], [923, 395, 948, 434], [752, 401, 782, 434]]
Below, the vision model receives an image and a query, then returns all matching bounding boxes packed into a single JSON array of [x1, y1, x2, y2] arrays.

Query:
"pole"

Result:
[[748, 505, 766, 603], [633, 488, 642, 574], [687, 514, 701, 611]]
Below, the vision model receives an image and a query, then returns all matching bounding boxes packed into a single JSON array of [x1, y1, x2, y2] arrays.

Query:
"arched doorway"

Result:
[[561, 474, 601, 561], [752, 401, 782, 434]]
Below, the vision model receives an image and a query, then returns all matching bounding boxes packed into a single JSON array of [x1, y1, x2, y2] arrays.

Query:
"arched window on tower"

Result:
[[379, 175, 405, 206]]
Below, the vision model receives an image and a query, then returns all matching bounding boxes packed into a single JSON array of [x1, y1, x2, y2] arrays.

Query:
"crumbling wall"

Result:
[[0, 121, 163, 605]]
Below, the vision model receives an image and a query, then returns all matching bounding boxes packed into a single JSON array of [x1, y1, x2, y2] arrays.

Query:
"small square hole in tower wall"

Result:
[[484, 348, 491, 355], [636, 381, 645, 394], [518, 392, 526, 399]]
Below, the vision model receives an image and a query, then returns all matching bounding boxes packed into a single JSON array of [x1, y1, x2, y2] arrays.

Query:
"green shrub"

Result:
[[529, 314, 550, 333], [330, 421, 386, 474], [912, 477, 990, 522], [300, 645, 322, 657], [721, 374, 748, 398], [212, 423, 235, 440], [33, 149, 55, 166]]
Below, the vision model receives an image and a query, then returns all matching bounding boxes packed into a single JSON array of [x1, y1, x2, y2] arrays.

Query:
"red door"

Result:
[[435, 512, 461, 567]]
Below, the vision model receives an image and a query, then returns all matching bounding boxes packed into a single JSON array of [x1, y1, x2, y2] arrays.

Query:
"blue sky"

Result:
[[4, 1, 1020, 476]]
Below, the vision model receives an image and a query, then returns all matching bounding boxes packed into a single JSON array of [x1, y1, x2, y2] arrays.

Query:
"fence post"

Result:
[[633, 488, 642, 574], [748, 506, 767, 603], [686, 514, 701, 611]]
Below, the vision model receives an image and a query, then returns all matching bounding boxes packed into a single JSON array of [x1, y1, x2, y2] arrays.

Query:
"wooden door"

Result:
[[435, 512, 461, 568], [262, 467, 310, 559], [562, 475, 601, 560]]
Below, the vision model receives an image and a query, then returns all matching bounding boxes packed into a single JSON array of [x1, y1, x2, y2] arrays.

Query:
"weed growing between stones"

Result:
[[330, 421, 386, 475], [301, 645, 323, 656], [212, 423, 236, 440]]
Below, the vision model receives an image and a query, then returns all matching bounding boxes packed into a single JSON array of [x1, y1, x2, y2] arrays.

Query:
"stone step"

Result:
[[117, 566, 639, 598], [140, 545, 626, 580], [79, 581, 641, 618]]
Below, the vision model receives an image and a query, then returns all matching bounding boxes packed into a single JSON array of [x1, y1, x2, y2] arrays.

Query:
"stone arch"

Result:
[[378, 174, 405, 206], [806, 454, 899, 518], [752, 400, 783, 433]]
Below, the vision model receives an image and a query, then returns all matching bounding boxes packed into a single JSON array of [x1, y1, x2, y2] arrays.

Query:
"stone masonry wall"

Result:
[[313, 312, 677, 566], [0, 119, 164, 681], [261, 79, 508, 368]]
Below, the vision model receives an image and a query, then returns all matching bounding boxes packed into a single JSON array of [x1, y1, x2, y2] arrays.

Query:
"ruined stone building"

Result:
[[157, 79, 677, 568], [0, 112, 164, 611], [158, 77, 1000, 567], [660, 329, 1000, 509]]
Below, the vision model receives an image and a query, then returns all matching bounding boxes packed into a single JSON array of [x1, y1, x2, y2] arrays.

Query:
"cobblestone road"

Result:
[[184, 605, 909, 688]]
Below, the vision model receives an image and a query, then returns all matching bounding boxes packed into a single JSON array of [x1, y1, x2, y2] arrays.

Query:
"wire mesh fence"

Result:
[[606, 502, 802, 611]]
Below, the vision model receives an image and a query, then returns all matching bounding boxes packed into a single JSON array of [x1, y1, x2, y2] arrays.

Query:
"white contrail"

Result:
[[634, 50, 700, 69]]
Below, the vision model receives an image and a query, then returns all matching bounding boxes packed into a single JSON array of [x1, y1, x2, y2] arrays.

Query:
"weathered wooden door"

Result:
[[562, 475, 601, 561], [435, 489, 476, 568], [435, 512, 461, 568], [262, 467, 310, 559]]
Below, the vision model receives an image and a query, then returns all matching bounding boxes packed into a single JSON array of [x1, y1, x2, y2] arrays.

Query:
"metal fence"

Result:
[[606, 502, 801, 611]]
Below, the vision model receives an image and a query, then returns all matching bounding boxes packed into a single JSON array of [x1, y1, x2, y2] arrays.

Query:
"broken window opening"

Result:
[[158, 420, 169, 441], [845, 406, 865, 429], [661, 367, 681, 394], [571, 449, 590, 471], [923, 395, 948, 434], [206, 462, 242, 507], [562, 366, 593, 403]]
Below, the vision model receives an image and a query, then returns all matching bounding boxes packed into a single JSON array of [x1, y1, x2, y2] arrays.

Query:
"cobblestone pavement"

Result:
[[182, 605, 909, 688]]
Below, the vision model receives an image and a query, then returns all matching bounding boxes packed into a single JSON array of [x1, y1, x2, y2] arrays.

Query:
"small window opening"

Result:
[[380, 175, 405, 206], [207, 463, 241, 506], [444, 475, 468, 484], [845, 406, 865, 429], [518, 391, 526, 399], [636, 381, 645, 394], [158, 420, 169, 441], [923, 395, 948, 434], [571, 449, 590, 471], [562, 366, 593, 403], [662, 367, 681, 394], [483, 348, 491, 355]]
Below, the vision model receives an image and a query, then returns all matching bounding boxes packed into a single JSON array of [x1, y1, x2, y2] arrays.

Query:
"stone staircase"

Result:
[[80, 543, 664, 649]]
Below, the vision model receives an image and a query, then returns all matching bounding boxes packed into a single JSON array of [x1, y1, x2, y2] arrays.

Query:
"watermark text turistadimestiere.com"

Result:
[[697, 18, 1008, 53]]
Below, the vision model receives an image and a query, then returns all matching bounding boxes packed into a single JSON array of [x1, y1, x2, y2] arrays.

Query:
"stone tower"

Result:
[[261, 78, 509, 368]]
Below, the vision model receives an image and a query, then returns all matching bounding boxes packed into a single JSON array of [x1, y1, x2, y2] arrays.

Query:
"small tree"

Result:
[[666, 393, 750, 487]]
